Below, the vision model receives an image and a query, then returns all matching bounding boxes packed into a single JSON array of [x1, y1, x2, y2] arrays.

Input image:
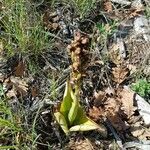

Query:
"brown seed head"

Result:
[[75, 47, 81, 55], [72, 62, 80, 71], [81, 37, 89, 44]]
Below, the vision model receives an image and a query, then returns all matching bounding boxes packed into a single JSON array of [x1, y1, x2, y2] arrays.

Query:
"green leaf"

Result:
[[69, 118, 98, 131], [72, 104, 88, 125], [60, 80, 73, 120], [69, 117, 107, 137], [55, 80, 107, 136], [68, 90, 79, 125], [70, 106, 107, 137], [54, 112, 69, 134]]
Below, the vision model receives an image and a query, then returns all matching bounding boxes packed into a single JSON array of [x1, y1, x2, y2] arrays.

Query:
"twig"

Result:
[[105, 119, 125, 150]]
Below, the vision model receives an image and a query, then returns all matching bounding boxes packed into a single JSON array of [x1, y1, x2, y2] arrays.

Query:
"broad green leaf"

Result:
[[69, 117, 107, 137], [60, 80, 73, 120], [54, 112, 69, 134], [69, 118, 99, 131], [68, 90, 79, 125], [71, 106, 107, 137], [72, 104, 87, 125], [54, 80, 107, 136]]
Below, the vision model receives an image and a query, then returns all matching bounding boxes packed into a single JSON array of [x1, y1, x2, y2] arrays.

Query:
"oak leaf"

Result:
[[118, 88, 135, 118], [104, 97, 128, 131], [104, 0, 113, 12], [88, 106, 103, 121], [94, 90, 106, 106], [109, 44, 123, 65], [13, 60, 25, 77], [4, 77, 28, 98], [112, 66, 129, 84]]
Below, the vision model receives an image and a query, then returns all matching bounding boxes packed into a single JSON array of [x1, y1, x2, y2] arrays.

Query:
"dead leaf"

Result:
[[103, 0, 113, 12], [4, 77, 28, 98], [104, 97, 129, 131], [127, 64, 137, 74], [67, 138, 96, 150], [118, 87, 135, 118], [13, 60, 25, 77], [31, 86, 39, 97], [109, 43, 124, 65], [94, 90, 106, 106], [111, 0, 131, 5], [131, 0, 144, 11], [130, 121, 150, 140], [126, 8, 144, 20], [107, 113, 129, 131], [89, 106, 103, 121], [105, 87, 115, 96], [112, 66, 129, 84], [6, 87, 17, 98]]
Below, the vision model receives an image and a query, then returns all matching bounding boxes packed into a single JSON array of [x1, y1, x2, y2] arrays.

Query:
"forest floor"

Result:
[[0, 0, 150, 149]]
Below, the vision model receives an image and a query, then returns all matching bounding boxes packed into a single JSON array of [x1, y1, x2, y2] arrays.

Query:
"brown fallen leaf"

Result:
[[31, 86, 39, 98], [89, 106, 103, 121], [123, 7, 144, 20], [109, 43, 123, 65], [91, 90, 132, 131], [103, 0, 113, 12], [94, 90, 106, 106], [112, 66, 129, 84], [107, 113, 129, 131], [66, 138, 96, 150], [105, 87, 115, 96], [130, 121, 150, 140], [127, 64, 137, 74], [13, 60, 25, 77], [4, 77, 28, 98], [6, 87, 17, 98], [104, 97, 129, 131], [118, 88, 135, 118]]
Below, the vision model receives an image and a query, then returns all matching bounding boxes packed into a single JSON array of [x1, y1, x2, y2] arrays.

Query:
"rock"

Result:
[[134, 16, 150, 42], [135, 94, 150, 126], [131, 0, 143, 10]]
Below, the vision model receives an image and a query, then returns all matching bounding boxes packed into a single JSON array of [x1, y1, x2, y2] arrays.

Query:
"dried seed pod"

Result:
[[72, 62, 80, 71], [75, 47, 81, 55], [81, 37, 89, 44], [67, 32, 90, 84], [73, 42, 80, 48], [74, 32, 82, 41]]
